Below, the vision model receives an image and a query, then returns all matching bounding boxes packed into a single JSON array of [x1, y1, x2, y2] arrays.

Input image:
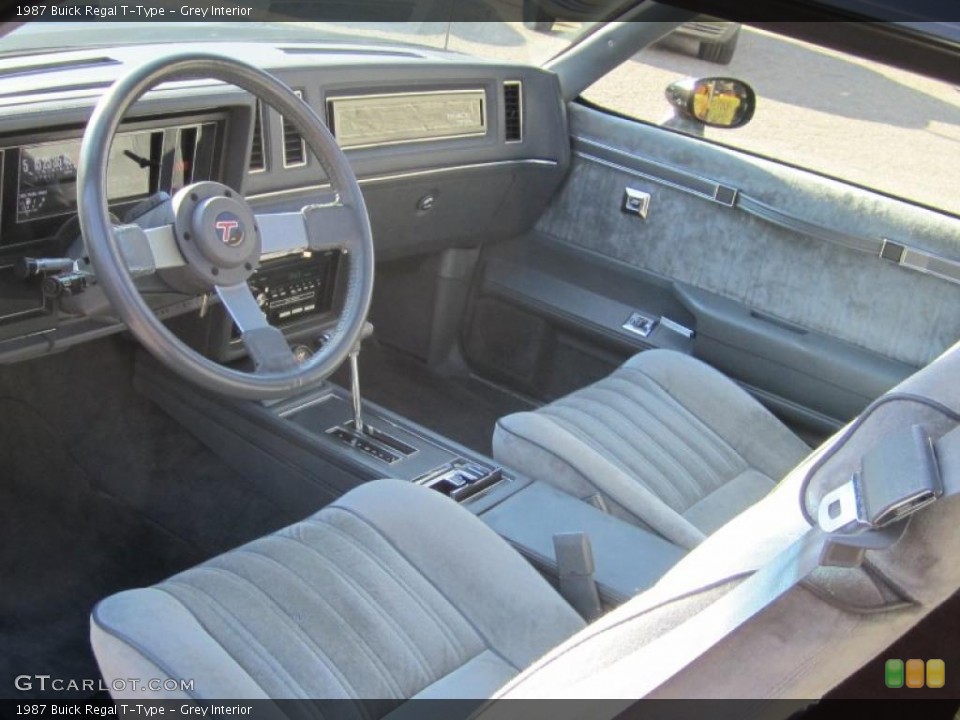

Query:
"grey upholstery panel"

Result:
[[495, 340, 960, 701], [680, 469, 774, 537], [494, 350, 809, 547], [480, 481, 687, 602], [409, 650, 517, 700], [91, 588, 268, 700], [495, 411, 707, 549], [536, 103, 960, 367], [92, 479, 583, 704], [329, 480, 585, 669], [618, 351, 811, 480]]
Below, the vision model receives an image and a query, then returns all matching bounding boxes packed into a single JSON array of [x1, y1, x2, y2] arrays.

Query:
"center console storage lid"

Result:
[[480, 481, 686, 605]]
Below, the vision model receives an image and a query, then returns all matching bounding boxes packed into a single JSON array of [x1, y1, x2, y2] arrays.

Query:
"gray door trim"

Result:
[[572, 135, 960, 286]]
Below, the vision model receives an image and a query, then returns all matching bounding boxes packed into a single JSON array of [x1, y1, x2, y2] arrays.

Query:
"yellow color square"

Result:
[[926, 659, 945, 689], [905, 659, 925, 688]]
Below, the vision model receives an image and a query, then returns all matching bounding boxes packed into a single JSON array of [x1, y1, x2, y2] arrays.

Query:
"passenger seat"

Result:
[[493, 350, 810, 548]]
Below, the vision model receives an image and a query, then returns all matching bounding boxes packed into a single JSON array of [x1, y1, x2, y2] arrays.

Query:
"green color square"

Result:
[[885, 659, 905, 688]]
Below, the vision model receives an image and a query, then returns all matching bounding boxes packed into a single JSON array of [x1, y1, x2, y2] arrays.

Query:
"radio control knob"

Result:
[[256, 292, 268, 308]]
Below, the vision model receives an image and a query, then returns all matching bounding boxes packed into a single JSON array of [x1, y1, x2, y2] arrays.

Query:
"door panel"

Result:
[[464, 103, 960, 435], [543, 104, 960, 368]]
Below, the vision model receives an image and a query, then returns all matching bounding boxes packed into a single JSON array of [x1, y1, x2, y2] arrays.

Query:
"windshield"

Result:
[[1, 20, 600, 65]]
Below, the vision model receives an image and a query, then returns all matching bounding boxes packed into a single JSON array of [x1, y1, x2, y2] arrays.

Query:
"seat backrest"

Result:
[[493, 340, 960, 703]]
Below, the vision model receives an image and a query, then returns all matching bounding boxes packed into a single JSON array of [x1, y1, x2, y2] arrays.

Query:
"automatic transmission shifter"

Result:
[[329, 321, 419, 465], [349, 322, 375, 434]]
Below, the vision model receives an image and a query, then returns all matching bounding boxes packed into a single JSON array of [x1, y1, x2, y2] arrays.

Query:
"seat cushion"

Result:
[[493, 350, 810, 548], [91, 479, 585, 707]]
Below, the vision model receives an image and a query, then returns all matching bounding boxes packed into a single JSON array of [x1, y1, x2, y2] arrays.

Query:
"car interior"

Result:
[[2, 1, 960, 711]]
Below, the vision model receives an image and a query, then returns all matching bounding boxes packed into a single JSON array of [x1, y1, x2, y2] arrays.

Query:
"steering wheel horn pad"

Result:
[[170, 181, 261, 291]]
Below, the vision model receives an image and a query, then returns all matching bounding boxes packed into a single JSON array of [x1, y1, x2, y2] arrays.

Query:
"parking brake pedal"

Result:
[[553, 532, 603, 621]]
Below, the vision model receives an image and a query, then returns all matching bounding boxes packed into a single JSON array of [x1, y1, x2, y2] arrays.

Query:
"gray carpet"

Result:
[[0, 337, 298, 699]]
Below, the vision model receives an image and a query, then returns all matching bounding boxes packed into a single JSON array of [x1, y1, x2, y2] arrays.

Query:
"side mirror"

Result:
[[664, 77, 756, 129]]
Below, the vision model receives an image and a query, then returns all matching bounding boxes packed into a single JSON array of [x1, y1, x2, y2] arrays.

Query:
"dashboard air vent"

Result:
[[249, 100, 265, 172], [503, 81, 522, 143], [282, 89, 307, 168]]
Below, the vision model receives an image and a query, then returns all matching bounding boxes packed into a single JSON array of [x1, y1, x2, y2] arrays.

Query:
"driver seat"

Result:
[[91, 341, 960, 707]]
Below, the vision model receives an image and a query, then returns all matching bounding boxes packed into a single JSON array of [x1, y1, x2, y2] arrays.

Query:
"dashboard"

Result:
[[0, 41, 569, 364], [2, 118, 221, 249]]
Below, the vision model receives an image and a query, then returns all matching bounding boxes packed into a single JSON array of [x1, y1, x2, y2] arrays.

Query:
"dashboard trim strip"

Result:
[[246, 158, 558, 201]]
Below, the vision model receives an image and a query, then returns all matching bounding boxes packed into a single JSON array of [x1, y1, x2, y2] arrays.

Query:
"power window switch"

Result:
[[622, 311, 657, 338]]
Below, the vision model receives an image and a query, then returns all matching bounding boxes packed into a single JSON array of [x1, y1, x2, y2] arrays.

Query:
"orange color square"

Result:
[[905, 659, 925, 688], [926, 659, 945, 689]]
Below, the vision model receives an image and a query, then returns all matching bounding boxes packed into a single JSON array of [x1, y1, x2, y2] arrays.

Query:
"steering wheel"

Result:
[[78, 53, 374, 400]]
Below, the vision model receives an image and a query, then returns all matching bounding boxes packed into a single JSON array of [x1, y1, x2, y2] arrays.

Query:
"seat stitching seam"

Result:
[[598, 376, 747, 481], [265, 533, 437, 682], [172, 567, 370, 704], [618, 366, 756, 461], [502, 414, 646, 518], [305, 516, 476, 657], [543, 404, 693, 510], [543, 404, 690, 509], [163, 579, 318, 701], [495, 418, 704, 548], [605, 373, 746, 473], [586, 380, 741, 491], [173, 569, 370, 704], [323, 506, 526, 661], [553, 392, 713, 505], [305, 517, 473, 656], [228, 549, 407, 698]]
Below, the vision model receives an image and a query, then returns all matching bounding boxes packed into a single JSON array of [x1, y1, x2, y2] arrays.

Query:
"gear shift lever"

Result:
[[349, 322, 374, 434], [326, 321, 418, 464]]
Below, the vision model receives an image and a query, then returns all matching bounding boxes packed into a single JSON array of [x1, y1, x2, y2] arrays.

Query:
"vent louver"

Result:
[[282, 89, 307, 168], [503, 81, 522, 143], [248, 100, 265, 172]]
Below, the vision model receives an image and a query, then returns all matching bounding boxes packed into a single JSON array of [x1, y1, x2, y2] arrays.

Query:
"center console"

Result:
[[276, 382, 687, 607], [282, 391, 505, 504], [136, 342, 687, 612]]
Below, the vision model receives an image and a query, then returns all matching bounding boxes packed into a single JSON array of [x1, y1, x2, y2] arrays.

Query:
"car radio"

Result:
[[241, 250, 341, 331]]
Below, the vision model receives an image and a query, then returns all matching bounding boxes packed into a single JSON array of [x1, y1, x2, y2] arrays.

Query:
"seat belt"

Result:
[[482, 423, 957, 714], [558, 424, 956, 701]]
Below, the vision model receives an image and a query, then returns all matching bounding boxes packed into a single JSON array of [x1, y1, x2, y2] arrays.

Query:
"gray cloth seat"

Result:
[[91, 479, 585, 704], [92, 341, 960, 707], [493, 350, 811, 548]]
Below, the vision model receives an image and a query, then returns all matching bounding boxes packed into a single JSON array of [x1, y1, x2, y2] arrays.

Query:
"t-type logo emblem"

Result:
[[214, 212, 244, 247]]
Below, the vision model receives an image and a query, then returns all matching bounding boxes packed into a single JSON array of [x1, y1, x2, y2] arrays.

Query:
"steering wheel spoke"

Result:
[[257, 200, 365, 259], [114, 223, 185, 277], [215, 283, 297, 373]]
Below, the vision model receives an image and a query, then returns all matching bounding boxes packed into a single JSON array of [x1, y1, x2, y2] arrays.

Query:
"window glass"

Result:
[[582, 24, 960, 216]]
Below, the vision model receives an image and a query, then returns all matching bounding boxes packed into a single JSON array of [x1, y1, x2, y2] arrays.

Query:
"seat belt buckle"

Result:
[[553, 532, 603, 621], [818, 425, 942, 534]]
